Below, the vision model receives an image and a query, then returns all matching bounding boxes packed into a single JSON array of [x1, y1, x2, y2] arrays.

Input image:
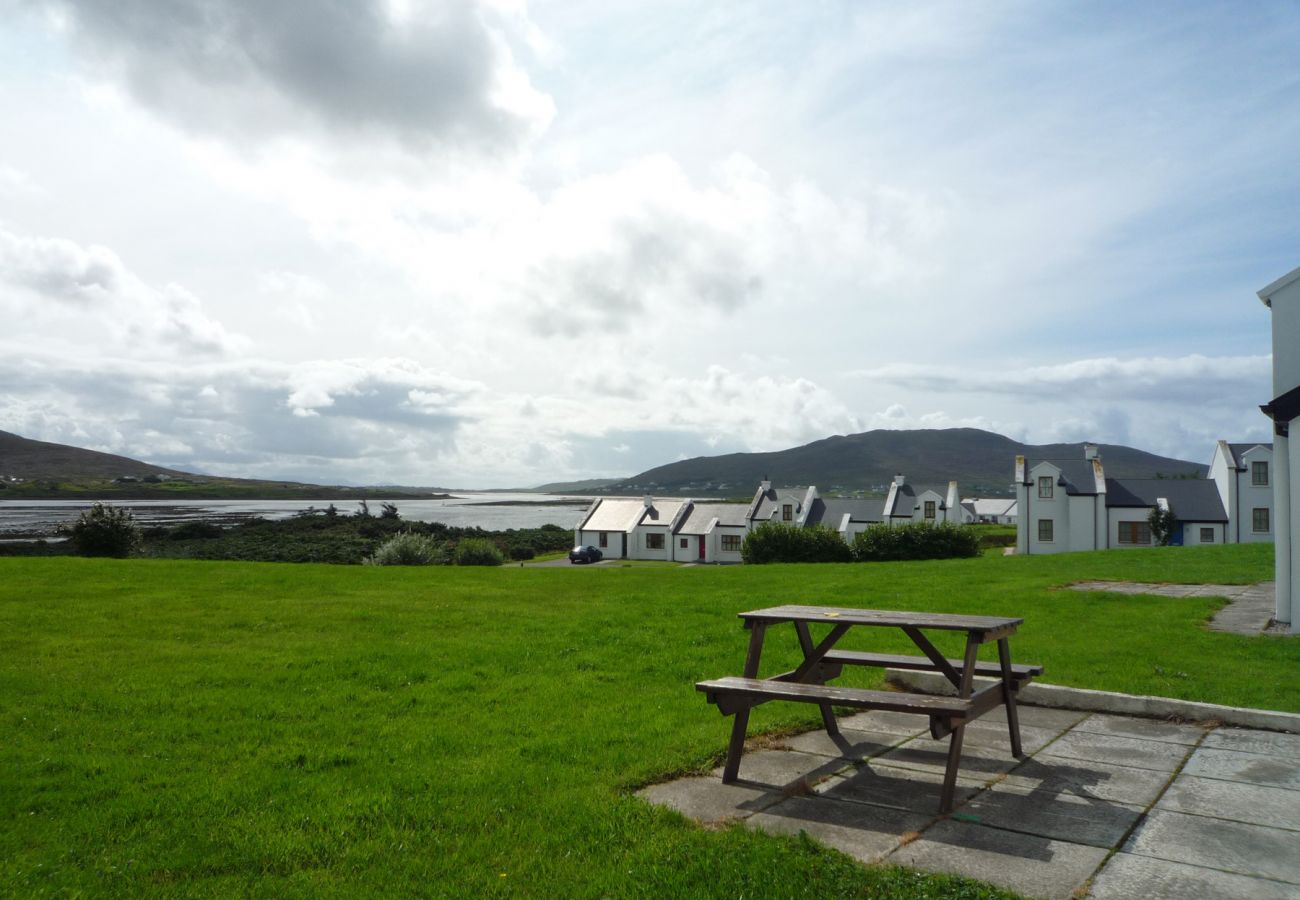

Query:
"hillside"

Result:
[[597, 428, 1208, 497], [0, 430, 441, 500]]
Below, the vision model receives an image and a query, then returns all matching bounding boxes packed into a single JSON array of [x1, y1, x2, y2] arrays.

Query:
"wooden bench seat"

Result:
[[696, 676, 975, 717], [822, 650, 1042, 680]]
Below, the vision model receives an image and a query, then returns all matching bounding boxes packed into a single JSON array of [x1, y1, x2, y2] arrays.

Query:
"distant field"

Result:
[[1, 544, 1287, 897]]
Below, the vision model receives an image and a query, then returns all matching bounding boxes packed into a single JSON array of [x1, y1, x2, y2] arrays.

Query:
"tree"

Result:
[[1147, 504, 1177, 546], [61, 502, 141, 557]]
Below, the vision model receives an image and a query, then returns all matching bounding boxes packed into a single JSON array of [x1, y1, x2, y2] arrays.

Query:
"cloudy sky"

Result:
[[1, 1, 1297, 487]]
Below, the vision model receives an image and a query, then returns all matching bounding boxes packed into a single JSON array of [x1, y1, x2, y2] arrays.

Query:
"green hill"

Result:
[[598, 428, 1207, 497]]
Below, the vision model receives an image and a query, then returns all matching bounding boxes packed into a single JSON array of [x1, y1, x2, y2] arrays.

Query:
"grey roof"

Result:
[[968, 498, 1017, 517], [886, 483, 916, 516], [1025, 458, 1099, 495], [1227, 442, 1273, 467], [1104, 479, 1227, 522], [637, 499, 684, 527], [804, 497, 885, 528], [580, 498, 649, 532], [751, 487, 805, 521], [676, 502, 749, 534]]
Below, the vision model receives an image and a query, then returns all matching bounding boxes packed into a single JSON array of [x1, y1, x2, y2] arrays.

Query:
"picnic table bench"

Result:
[[696, 605, 1042, 813]]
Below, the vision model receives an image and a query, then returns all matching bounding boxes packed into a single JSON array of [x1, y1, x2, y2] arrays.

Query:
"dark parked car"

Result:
[[568, 545, 603, 564]]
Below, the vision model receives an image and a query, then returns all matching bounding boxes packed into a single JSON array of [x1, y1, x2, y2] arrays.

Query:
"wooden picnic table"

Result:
[[696, 605, 1042, 813]]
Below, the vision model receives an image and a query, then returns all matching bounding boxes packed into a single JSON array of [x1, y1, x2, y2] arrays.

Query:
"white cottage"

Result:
[[1208, 441, 1275, 543], [881, 475, 962, 526], [1258, 264, 1300, 633]]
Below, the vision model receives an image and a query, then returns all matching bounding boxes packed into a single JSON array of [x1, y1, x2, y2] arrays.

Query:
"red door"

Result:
[[698, 536, 706, 560]]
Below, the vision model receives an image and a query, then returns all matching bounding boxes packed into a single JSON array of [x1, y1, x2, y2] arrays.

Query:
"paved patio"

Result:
[[639, 707, 1300, 899], [1067, 581, 1282, 635]]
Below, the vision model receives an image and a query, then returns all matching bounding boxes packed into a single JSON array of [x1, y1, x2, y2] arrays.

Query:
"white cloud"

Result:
[[0, 224, 247, 356]]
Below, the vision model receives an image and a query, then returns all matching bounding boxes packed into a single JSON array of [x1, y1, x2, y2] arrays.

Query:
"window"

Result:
[[1038, 476, 1054, 499], [1037, 519, 1054, 542], [1253, 508, 1270, 533], [1200, 527, 1215, 543], [721, 534, 741, 551], [1118, 521, 1151, 544], [1252, 461, 1269, 486], [924, 500, 936, 519], [782, 504, 793, 521], [598, 532, 608, 548], [680, 538, 688, 549], [645, 533, 665, 550]]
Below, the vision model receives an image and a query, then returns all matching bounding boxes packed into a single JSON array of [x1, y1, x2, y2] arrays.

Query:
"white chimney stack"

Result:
[[1084, 443, 1099, 461], [643, 494, 654, 508], [894, 473, 906, 487]]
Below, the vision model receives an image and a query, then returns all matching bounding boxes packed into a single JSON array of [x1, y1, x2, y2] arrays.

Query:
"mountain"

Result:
[[531, 477, 625, 493], [0, 430, 442, 499], [596, 428, 1208, 498]]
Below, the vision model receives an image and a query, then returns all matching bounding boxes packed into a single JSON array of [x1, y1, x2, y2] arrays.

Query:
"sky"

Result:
[[1, 0, 1297, 488]]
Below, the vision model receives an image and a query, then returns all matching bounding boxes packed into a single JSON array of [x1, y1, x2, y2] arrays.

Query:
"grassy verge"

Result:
[[1, 544, 1288, 896]]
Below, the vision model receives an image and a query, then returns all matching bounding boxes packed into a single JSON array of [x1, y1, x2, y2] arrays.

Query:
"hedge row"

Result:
[[742, 521, 981, 564]]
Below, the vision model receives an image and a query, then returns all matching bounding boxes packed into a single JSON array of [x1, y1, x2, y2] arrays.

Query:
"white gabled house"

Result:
[[964, 498, 1018, 524], [574, 497, 648, 559], [1259, 263, 1300, 633], [672, 501, 749, 563], [1209, 441, 1275, 543], [881, 475, 962, 526], [1014, 444, 1230, 554]]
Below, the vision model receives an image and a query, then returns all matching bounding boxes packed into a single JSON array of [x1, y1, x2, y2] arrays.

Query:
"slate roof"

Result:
[[804, 497, 885, 528], [676, 502, 749, 534], [1024, 458, 1100, 495], [1103, 478, 1227, 522], [637, 499, 684, 527], [1227, 442, 1274, 467], [885, 483, 916, 516], [969, 498, 1017, 517]]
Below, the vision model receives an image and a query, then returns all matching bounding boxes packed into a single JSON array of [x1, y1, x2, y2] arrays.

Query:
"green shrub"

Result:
[[453, 538, 504, 566], [363, 531, 443, 566], [168, 521, 224, 541], [851, 522, 981, 562], [508, 545, 536, 561], [741, 522, 852, 564], [61, 502, 141, 558]]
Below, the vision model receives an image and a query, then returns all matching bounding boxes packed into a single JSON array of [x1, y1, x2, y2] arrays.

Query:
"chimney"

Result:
[[1084, 443, 1099, 461], [894, 473, 906, 487], [643, 494, 654, 508], [760, 479, 772, 492]]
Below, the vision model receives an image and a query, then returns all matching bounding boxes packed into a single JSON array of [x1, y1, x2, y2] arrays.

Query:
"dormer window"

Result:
[[924, 501, 936, 519], [1037, 476, 1054, 499], [782, 504, 793, 521]]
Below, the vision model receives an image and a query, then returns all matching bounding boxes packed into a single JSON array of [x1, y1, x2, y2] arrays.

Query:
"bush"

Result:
[[508, 545, 536, 561], [851, 522, 981, 562], [61, 502, 141, 558], [453, 538, 504, 566], [741, 522, 853, 564], [363, 531, 443, 566], [167, 521, 224, 541]]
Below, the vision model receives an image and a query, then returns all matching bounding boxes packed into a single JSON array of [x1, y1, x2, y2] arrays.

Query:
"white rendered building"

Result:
[[1259, 264, 1300, 633]]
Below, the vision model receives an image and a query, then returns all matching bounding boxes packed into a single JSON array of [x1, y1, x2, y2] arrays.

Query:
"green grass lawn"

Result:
[[1, 544, 1290, 897]]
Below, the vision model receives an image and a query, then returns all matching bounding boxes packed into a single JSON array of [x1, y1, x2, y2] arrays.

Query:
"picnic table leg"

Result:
[[998, 637, 1024, 758], [793, 621, 840, 738], [722, 622, 766, 783], [939, 636, 980, 813]]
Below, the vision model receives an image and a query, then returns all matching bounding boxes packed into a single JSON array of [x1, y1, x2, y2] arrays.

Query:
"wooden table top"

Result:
[[738, 605, 1023, 633]]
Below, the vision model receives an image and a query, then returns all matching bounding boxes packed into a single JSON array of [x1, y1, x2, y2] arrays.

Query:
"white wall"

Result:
[[715, 526, 746, 562], [1183, 522, 1224, 544], [1024, 464, 1069, 554], [634, 526, 670, 560], [1109, 508, 1155, 548], [1237, 445, 1275, 543], [1066, 495, 1098, 552], [578, 529, 624, 558]]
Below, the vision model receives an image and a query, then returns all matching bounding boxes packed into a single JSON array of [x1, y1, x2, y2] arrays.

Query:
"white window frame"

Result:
[[1252, 461, 1269, 486], [1037, 476, 1054, 499]]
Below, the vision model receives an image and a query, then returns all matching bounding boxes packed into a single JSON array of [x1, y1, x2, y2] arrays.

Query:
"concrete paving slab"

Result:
[[890, 818, 1108, 900], [781, 726, 906, 761], [1182, 747, 1300, 790], [1071, 712, 1206, 746], [637, 776, 780, 824], [1123, 809, 1300, 885], [874, 735, 1027, 779], [1001, 755, 1175, 807], [961, 781, 1144, 848], [1157, 774, 1300, 831], [1202, 727, 1300, 756], [818, 763, 984, 814], [1090, 851, 1300, 900], [747, 794, 927, 863], [710, 749, 848, 789], [1043, 730, 1191, 773], [835, 709, 929, 736], [960, 721, 1061, 756]]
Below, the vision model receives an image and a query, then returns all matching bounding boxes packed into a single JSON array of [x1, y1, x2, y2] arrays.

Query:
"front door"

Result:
[[698, 536, 706, 560]]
